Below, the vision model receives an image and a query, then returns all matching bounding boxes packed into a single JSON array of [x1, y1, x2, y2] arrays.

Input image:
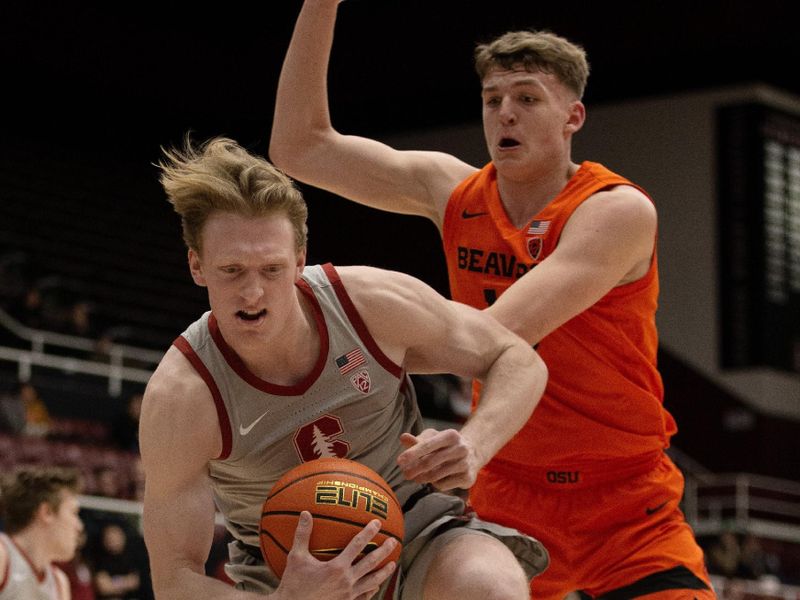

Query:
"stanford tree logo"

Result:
[[293, 414, 350, 462]]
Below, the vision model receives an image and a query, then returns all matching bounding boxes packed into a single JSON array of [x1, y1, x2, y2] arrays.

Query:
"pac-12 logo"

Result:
[[293, 414, 350, 462]]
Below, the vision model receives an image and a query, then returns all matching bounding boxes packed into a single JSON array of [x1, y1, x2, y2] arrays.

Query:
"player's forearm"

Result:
[[271, 0, 340, 170], [460, 344, 546, 466]]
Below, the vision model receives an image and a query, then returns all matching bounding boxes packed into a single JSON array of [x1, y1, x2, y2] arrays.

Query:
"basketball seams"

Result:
[[267, 469, 399, 505], [260, 512, 403, 543], [259, 528, 291, 555], [259, 458, 404, 577]]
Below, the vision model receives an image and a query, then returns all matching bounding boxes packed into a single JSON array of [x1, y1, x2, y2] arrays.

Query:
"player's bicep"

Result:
[[488, 189, 656, 343], [390, 279, 512, 379], [289, 132, 474, 225], [140, 358, 220, 588]]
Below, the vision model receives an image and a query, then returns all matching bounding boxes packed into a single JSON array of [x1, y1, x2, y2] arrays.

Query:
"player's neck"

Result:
[[11, 530, 51, 575], [237, 289, 321, 385], [497, 160, 579, 228]]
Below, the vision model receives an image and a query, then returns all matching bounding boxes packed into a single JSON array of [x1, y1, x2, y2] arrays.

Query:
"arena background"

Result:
[[1, 1, 798, 597]]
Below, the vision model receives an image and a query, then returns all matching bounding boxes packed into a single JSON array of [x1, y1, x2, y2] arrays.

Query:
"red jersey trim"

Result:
[[0, 536, 10, 592], [207, 279, 330, 396], [8, 535, 47, 582], [173, 336, 233, 460], [322, 263, 403, 379]]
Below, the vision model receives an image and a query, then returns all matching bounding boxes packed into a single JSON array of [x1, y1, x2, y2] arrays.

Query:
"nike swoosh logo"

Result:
[[239, 411, 269, 436], [645, 500, 669, 515], [461, 209, 488, 219]]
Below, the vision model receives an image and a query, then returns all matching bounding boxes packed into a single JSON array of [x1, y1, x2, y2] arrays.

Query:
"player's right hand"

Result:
[[274, 511, 397, 600]]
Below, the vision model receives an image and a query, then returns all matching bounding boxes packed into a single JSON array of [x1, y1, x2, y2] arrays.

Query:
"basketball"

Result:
[[259, 457, 404, 578]]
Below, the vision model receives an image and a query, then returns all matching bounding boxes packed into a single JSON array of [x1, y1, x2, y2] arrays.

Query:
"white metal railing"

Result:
[[0, 307, 162, 395], [79, 494, 226, 527], [709, 574, 800, 600], [685, 472, 800, 543]]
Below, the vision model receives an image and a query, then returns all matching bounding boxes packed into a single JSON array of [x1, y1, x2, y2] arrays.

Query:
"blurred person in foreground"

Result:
[[0, 466, 83, 599]]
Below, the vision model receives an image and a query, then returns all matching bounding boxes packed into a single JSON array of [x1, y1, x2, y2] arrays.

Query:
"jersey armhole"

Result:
[[321, 263, 403, 378], [172, 336, 233, 460], [0, 537, 9, 593]]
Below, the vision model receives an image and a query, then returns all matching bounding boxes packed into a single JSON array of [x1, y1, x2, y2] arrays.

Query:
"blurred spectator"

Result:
[[1, 380, 54, 437], [111, 392, 143, 453], [65, 300, 96, 338], [21, 381, 52, 437], [0, 466, 83, 598], [707, 530, 741, 577], [93, 466, 123, 499], [91, 522, 142, 600], [737, 533, 781, 580], [0, 250, 33, 306], [7, 284, 45, 329], [0, 382, 27, 435]]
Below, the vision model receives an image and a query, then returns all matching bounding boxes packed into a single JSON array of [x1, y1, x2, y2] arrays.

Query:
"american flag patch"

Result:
[[527, 220, 550, 235], [336, 348, 366, 375]]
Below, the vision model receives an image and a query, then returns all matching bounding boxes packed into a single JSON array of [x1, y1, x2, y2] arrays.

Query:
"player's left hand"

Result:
[[396, 428, 479, 491]]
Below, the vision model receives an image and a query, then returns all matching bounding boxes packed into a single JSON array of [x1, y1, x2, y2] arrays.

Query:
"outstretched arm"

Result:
[[270, 0, 475, 228], [339, 267, 547, 490]]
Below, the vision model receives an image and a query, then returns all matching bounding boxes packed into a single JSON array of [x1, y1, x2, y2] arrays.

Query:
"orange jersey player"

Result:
[[270, 1, 716, 598]]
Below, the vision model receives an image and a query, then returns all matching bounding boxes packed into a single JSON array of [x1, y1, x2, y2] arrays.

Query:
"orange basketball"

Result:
[[259, 457, 404, 578]]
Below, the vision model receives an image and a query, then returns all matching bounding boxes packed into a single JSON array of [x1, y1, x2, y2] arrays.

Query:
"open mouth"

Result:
[[236, 309, 267, 322], [499, 137, 521, 149]]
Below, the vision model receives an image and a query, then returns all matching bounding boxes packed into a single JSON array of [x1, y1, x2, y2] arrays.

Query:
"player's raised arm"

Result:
[[338, 267, 547, 490], [270, 0, 474, 227]]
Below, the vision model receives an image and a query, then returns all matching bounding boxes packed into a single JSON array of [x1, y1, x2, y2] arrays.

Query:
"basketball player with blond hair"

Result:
[[140, 136, 549, 599], [0, 467, 83, 600], [270, 1, 716, 598]]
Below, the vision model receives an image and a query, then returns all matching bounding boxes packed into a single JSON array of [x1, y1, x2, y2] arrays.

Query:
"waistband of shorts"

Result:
[[482, 450, 665, 488]]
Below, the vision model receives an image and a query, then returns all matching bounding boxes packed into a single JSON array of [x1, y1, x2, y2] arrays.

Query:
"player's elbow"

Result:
[[269, 125, 330, 180], [268, 137, 302, 176], [504, 339, 548, 417], [529, 349, 548, 407]]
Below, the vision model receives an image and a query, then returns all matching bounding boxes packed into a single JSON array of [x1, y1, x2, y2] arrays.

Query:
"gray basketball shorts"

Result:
[[225, 490, 549, 598]]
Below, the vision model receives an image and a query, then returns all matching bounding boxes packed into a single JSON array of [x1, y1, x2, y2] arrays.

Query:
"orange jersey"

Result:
[[442, 161, 677, 468]]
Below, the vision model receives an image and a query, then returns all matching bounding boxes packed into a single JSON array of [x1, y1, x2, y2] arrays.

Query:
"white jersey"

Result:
[[0, 533, 64, 600], [175, 263, 425, 547]]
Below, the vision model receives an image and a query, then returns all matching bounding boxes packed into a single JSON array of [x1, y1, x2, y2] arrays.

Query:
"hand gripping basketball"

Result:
[[275, 511, 397, 600], [260, 458, 404, 578]]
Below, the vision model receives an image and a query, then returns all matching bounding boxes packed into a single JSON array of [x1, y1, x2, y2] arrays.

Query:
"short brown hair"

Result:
[[0, 467, 80, 534], [159, 136, 309, 254], [475, 30, 590, 99]]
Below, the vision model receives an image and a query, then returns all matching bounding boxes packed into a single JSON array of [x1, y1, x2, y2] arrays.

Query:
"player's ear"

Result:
[[295, 247, 306, 281], [188, 248, 207, 287], [36, 501, 56, 524], [564, 100, 585, 135]]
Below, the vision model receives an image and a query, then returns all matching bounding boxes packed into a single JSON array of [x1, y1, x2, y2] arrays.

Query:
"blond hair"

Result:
[[475, 30, 590, 99], [159, 136, 308, 253]]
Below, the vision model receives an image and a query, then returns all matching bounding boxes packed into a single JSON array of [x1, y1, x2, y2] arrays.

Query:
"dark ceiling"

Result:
[[2, 0, 796, 157]]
